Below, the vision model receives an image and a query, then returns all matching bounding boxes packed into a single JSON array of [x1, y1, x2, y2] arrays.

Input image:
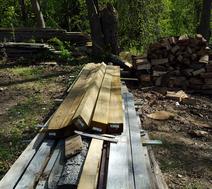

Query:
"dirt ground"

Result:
[[0, 63, 82, 179], [128, 83, 212, 189]]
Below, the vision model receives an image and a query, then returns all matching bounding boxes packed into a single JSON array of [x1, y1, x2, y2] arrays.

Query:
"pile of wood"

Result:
[[133, 34, 212, 93], [0, 42, 57, 60], [0, 82, 165, 189], [47, 63, 123, 137], [0, 28, 90, 44]]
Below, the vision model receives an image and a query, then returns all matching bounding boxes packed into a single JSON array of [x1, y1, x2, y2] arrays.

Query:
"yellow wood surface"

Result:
[[108, 66, 124, 133], [77, 139, 103, 189], [91, 66, 113, 133], [72, 63, 106, 130], [47, 63, 100, 130]]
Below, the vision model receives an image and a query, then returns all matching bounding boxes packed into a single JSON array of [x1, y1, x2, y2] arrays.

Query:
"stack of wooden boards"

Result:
[[0, 83, 166, 189], [47, 62, 123, 137], [132, 34, 212, 94], [0, 28, 90, 45], [0, 42, 57, 60]]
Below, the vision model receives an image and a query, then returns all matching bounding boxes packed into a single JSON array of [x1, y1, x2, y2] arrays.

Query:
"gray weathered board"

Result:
[[15, 140, 55, 189], [106, 92, 134, 189], [35, 140, 64, 189], [124, 93, 152, 188], [0, 132, 46, 189], [107, 88, 153, 189]]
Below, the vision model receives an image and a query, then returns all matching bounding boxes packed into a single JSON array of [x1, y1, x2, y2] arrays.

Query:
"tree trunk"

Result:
[[30, 0, 46, 28], [19, 0, 27, 25], [198, 0, 212, 41], [85, 0, 105, 54]]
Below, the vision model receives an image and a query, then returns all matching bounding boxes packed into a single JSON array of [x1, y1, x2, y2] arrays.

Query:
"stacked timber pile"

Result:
[[0, 28, 90, 44], [47, 62, 123, 137], [133, 34, 212, 93], [0, 42, 57, 60]]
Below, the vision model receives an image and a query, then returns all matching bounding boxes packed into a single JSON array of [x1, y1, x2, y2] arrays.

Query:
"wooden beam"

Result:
[[91, 66, 113, 133], [47, 63, 99, 132], [77, 139, 103, 189], [108, 66, 124, 133], [72, 63, 106, 130]]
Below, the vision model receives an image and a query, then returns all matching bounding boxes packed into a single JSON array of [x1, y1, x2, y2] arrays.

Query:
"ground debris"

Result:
[[188, 130, 209, 138], [129, 85, 212, 188], [147, 110, 175, 120]]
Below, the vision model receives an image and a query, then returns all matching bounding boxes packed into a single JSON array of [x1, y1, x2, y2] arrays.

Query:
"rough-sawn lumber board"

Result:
[[77, 139, 103, 189]]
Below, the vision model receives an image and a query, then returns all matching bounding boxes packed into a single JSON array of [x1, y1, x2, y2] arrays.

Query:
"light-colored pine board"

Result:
[[108, 66, 124, 133], [74, 130, 118, 143], [35, 140, 64, 189], [91, 66, 113, 133], [72, 63, 106, 130], [0, 132, 46, 189], [77, 139, 103, 189], [15, 140, 55, 189], [47, 63, 99, 131], [65, 135, 83, 158], [106, 94, 134, 189]]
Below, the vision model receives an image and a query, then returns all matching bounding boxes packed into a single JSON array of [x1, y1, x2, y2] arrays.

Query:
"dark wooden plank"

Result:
[[15, 140, 55, 189], [47, 141, 64, 189], [0, 132, 46, 189], [35, 140, 64, 189], [125, 93, 152, 189]]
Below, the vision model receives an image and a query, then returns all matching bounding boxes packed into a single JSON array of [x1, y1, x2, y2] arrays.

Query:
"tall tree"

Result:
[[18, 0, 27, 25], [30, 0, 45, 28], [85, 0, 105, 53], [198, 0, 211, 41]]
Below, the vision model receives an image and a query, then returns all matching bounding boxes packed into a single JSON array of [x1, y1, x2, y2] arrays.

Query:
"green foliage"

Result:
[[48, 37, 73, 62], [0, 0, 208, 53]]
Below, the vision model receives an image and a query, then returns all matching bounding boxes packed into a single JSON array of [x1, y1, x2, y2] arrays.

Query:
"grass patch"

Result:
[[10, 66, 45, 78]]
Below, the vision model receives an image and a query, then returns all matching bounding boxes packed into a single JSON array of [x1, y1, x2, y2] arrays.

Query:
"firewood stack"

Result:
[[132, 34, 212, 94]]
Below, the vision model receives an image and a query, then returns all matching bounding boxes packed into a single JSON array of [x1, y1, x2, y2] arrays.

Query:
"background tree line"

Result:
[[0, 0, 211, 53]]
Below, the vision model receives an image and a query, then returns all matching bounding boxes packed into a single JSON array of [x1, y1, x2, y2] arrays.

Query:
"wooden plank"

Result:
[[47, 142, 64, 189], [36, 140, 64, 189], [0, 132, 46, 189], [77, 139, 103, 189], [47, 63, 99, 131], [91, 66, 113, 133], [107, 94, 135, 189], [15, 140, 55, 189], [72, 63, 106, 130], [125, 93, 152, 188], [65, 135, 83, 158], [74, 130, 118, 143], [108, 66, 124, 133], [136, 116, 168, 189]]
